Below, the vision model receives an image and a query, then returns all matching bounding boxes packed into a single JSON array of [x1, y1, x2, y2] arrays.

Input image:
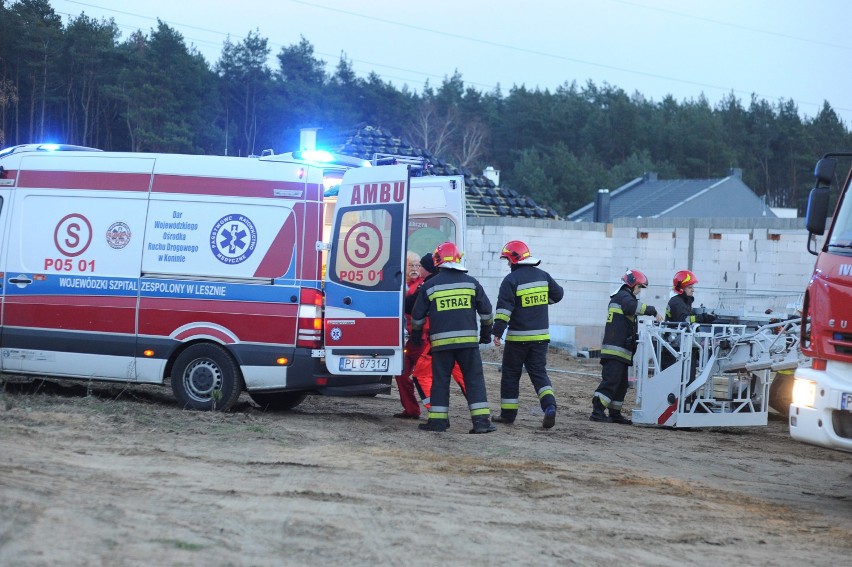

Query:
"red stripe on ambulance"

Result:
[[4, 295, 137, 332], [17, 170, 151, 192]]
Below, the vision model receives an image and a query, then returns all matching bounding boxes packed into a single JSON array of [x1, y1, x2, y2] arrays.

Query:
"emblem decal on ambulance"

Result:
[[330, 327, 342, 341], [106, 222, 131, 249], [210, 214, 257, 265]]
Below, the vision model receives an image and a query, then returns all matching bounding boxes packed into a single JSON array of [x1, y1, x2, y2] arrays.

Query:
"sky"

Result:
[[50, 0, 852, 126]]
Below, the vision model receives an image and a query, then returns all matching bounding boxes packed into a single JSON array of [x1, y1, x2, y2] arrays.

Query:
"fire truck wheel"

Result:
[[171, 343, 243, 411], [249, 391, 308, 411], [768, 371, 794, 415]]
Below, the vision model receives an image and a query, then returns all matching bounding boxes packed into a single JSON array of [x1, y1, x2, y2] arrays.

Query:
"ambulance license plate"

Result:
[[841, 392, 852, 411], [339, 357, 389, 372]]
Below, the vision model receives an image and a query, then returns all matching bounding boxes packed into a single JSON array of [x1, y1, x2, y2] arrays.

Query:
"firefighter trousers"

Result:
[[411, 349, 466, 409], [428, 347, 489, 422], [595, 358, 630, 411], [499, 341, 555, 419]]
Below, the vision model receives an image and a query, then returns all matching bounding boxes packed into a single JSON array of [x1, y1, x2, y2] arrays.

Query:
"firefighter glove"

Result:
[[409, 330, 423, 347], [479, 324, 493, 344]]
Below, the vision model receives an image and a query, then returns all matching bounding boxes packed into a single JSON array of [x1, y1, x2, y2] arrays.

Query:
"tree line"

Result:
[[1, 0, 850, 215]]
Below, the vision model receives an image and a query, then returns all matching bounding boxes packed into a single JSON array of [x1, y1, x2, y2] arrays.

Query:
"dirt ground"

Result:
[[1, 348, 851, 567]]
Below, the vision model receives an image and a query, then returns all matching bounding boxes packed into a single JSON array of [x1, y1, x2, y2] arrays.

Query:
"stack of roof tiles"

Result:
[[328, 124, 559, 220]]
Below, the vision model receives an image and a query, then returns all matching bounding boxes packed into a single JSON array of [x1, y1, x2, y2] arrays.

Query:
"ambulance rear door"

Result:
[[323, 164, 409, 376], [407, 175, 466, 256]]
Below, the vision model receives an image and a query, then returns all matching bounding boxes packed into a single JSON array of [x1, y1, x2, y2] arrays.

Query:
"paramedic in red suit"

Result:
[[591, 269, 663, 425], [410, 242, 496, 433], [392, 251, 427, 419]]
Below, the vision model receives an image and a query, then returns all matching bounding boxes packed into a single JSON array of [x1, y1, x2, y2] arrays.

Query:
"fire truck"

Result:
[[0, 143, 466, 411], [790, 154, 852, 452]]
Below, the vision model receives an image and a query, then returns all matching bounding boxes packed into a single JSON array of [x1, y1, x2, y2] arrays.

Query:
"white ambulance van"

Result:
[[0, 143, 465, 411]]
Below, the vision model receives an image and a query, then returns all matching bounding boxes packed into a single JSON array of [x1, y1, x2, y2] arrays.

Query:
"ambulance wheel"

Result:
[[249, 391, 307, 411], [171, 343, 243, 411]]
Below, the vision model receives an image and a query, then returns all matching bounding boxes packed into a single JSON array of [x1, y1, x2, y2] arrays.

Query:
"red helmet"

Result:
[[500, 240, 537, 265], [433, 241, 466, 271], [622, 269, 649, 289], [673, 270, 698, 293]]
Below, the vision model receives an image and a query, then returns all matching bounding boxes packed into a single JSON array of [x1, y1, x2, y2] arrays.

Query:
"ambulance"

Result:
[[0, 143, 465, 411]]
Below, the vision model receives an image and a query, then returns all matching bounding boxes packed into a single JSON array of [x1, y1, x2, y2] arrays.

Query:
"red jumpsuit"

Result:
[[394, 278, 426, 418]]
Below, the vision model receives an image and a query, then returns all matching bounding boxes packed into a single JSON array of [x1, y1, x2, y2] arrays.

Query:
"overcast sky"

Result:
[[52, 0, 852, 126]]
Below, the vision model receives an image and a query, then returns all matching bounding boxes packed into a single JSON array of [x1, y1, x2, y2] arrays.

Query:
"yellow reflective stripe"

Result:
[[495, 313, 510, 322], [601, 348, 632, 362], [689, 315, 697, 323], [638, 303, 649, 315], [428, 288, 475, 300], [506, 334, 550, 342], [538, 388, 554, 400], [500, 402, 519, 410], [516, 285, 548, 296], [428, 411, 449, 419], [594, 393, 612, 406], [431, 336, 478, 347], [470, 407, 491, 417]]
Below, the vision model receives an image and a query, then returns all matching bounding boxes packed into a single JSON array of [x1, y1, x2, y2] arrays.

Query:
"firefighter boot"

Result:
[[609, 409, 633, 425], [469, 415, 497, 434], [418, 418, 449, 432], [589, 396, 612, 423], [542, 405, 557, 429], [493, 409, 516, 424]]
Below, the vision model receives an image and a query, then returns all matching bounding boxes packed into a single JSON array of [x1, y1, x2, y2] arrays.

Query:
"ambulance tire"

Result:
[[171, 343, 243, 411], [249, 391, 307, 411]]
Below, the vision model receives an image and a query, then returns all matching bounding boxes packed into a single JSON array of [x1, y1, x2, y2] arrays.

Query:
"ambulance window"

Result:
[[407, 216, 456, 257], [330, 206, 402, 291]]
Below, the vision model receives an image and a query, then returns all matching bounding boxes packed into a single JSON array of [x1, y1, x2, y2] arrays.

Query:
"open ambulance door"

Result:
[[323, 164, 410, 377]]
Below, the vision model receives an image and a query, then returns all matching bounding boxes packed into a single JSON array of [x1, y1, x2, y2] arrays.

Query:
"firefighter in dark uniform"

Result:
[[410, 242, 496, 433], [661, 269, 716, 372], [591, 269, 662, 424], [491, 240, 564, 429], [666, 270, 715, 325]]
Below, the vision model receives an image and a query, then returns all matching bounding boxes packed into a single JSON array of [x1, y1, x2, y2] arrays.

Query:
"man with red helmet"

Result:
[[662, 270, 716, 372], [491, 240, 564, 428], [666, 270, 716, 325], [406, 252, 468, 409], [591, 269, 663, 424], [410, 242, 496, 433]]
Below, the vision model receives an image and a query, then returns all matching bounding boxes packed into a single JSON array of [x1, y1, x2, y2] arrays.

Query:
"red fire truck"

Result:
[[791, 154, 852, 452]]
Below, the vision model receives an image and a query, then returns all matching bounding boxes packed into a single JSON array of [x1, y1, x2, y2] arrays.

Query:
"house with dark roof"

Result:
[[327, 124, 560, 220], [567, 169, 775, 222]]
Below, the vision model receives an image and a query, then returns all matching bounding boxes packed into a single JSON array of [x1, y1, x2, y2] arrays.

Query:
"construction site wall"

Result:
[[464, 216, 816, 354]]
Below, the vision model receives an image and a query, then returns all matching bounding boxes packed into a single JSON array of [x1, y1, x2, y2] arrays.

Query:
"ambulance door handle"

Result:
[[9, 275, 33, 286], [343, 296, 352, 305]]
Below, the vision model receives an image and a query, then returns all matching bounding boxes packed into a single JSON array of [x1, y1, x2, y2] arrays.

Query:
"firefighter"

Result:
[[491, 240, 564, 428], [408, 252, 468, 409], [392, 251, 428, 419], [591, 269, 663, 424], [410, 242, 496, 433], [661, 269, 716, 375], [666, 270, 716, 325]]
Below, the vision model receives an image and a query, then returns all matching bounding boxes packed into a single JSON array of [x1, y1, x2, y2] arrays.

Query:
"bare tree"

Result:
[[406, 99, 457, 159], [456, 119, 487, 167]]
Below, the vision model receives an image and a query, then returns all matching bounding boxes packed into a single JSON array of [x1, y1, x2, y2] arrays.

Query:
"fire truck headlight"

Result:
[[792, 378, 817, 408]]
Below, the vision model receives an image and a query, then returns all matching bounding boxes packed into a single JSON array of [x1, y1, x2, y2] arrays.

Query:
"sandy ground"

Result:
[[1, 348, 851, 567]]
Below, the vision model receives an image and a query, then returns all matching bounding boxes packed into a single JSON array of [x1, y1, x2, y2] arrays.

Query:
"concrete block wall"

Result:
[[465, 216, 813, 353]]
